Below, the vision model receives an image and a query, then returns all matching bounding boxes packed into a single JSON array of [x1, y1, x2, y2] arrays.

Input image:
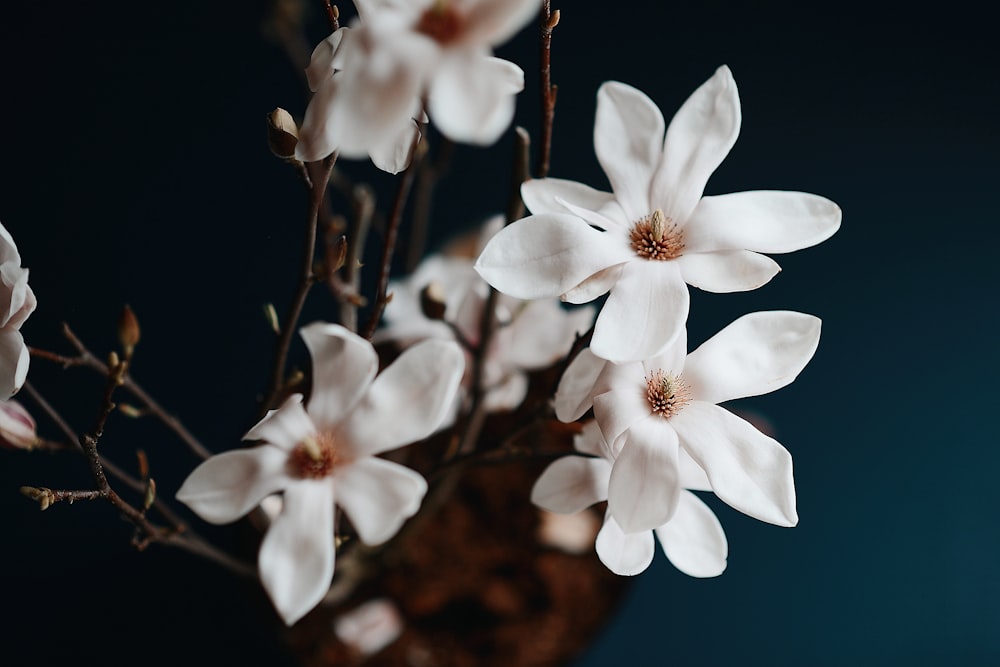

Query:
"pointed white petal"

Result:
[[428, 54, 522, 145], [595, 510, 655, 576], [684, 191, 842, 254], [301, 322, 378, 431], [607, 416, 681, 532], [335, 457, 427, 545], [678, 448, 712, 491], [592, 384, 649, 458], [259, 480, 336, 625], [652, 66, 741, 224], [521, 178, 615, 217], [594, 81, 665, 221], [304, 29, 351, 92], [655, 490, 727, 577], [684, 310, 821, 404], [244, 394, 314, 450], [474, 214, 632, 299], [0, 329, 29, 398], [339, 339, 464, 457], [675, 250, 781, 293], [554, 348, 607, 422], [368, 119, 420, 174], [531, 455, 611, 514], [562, 263, 624, 304], [176, 446, 293, 524], [590, 260, 689, 363], [672, 402, 797, 526]]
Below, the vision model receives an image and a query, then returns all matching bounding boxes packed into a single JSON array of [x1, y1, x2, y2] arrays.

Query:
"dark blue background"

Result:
[[1, 1, 996, 665]]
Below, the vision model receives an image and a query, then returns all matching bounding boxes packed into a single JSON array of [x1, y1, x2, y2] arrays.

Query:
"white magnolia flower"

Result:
[[475, 67, 841, 363], [378, 217, 594, 413], [333, 598, 404, 657], [0, 222, 36, 398], [177, 323, 464, 626], [553, 311, 821, 534], [296, 0, 535, 168], [532, 421, 726, 577]]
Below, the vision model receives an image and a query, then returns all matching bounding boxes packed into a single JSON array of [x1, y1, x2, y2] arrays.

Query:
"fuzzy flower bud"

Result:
[[0, 399, 37, 450]]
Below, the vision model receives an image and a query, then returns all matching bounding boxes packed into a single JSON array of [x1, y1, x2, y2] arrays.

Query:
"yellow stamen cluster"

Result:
[[645, 370, 691, 418], [289, 432, 340, 479], [630, 209, 684, 261]]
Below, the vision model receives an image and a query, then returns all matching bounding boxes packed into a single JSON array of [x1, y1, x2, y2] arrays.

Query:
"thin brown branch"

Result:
[[536, 1, 559, 179], [339, 184, 375, 332], [406, 137, 454, 273]]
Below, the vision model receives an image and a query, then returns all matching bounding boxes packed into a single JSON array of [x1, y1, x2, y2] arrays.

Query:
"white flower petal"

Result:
[[294, 77, 342, 163], [675, 250, 781, 293], [428, 54, 522, 145], [340, 339, 464, 457], [573, 419, 612, 459], [474, 213, 633, 300], [259, 480, 336, 625], [592, 385, 649, 458], [595, 510, 655, 576], [368, 119, 420, 174], [521, 178, 616, 217], [483, 370, 528, 412], [683, 191, 842, 254], [594, 81, 665, 221], [678, 448, 712, 491], [684, 310, 822, 405], [554, 348, 607, 423], [304, 29, 351, 92], [531, 455, 611, 514], [672, 402, 797, 527], [607, 416, 680, 532], [244, 394, 314, 450], [504, 299, 592, 369], [590, 260, 689, 363], [655, 490, 727, 578], [0, 329, 29, 398], [562, 263, 624, 304], [652, 65, 741, 224], [301, 323, 378, 431], [0, 262, 34, 329], [460, 0, 541, 46], [176, 446, 293, 524], [335, 457, 427, 545]]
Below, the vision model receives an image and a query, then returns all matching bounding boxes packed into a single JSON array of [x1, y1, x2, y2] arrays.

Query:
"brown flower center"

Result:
[[416, 1, 463, 44], [645, 370, 691, 419], [630, 209, 684, 261], [288, 432, 341, 479]]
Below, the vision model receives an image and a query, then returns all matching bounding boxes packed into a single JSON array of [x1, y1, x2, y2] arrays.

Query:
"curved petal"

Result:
[[339, 339, 464, 457], [474, 213, 633, 300], [176, 446, 293, 524], [655, 490, 727, 577], [590, 260, 689, 363], [607, 416, 680, 532], [482, 369, 528, 412], [259, 480, 336, 625], [594, 81, 665, 221], [675, 250, 780, 293], [574, 419, 612, 459], [335, 457, 427, 545], [0, 329, 29, 398], [521, 178, 615, 217], [652, 65, 741, 224], [671, 402, 797, 527], [304, 29, 351, 92], [531, 455, 611, 514], [294, 77, 342, 163], [562, 263, 624, 304], [428, 54, 523, 145], [592, 384, 650, 459], [678, 448, 712, 491], [683, 191, 842, 254], [684, 310, 822, 404], [460, 0, 541, 46], [504, 299, 592, 369], [368, 119, 420, 174], [0, 262, 33, 329], [595, 510, 655, 576], [301, 322, 379, 431], [554, 348, 607, 422], [244, 394, 314, 450]]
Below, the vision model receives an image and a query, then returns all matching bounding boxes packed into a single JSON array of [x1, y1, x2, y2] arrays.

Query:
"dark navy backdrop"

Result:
[[1, 1, 996, 665]]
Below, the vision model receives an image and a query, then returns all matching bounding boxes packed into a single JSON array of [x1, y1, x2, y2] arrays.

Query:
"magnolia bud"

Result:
[[419, 282, 447, 321], [267, 108, 300, 159], [119, 305, 141, 357], [0, 399, 37, 450]]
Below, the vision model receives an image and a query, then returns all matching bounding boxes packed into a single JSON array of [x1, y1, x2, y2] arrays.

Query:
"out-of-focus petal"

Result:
[[684, 311, 821, 404], [504, 299, 592, 369], [671, 402, 797, 527], [594, 81, 665, 221], [675, 249, 781, 293], [482, 369, 528, 412], [368, 119, 420, 174], [259, 480, 335, 625], [531, 455, 611, 514], [428, 54, 523, 145], [244, 394, 315, 450], [683, 191, 842, 254], [607, 416, 680, 532], [335, 457, 427, 545], [474, 214, 633, 299], [554, 348, 607, 422], [655, 490, 727, 577], [339, 339, 464, 457], [652, 65, 741, 224], [595, 510, 655, 576], [301, 323, 378, 431], [521, 178, 615, 217], [176, 446, 293, 524], [460, 0, 541, 46]]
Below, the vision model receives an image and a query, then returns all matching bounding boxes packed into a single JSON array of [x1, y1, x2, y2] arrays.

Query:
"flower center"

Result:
[[645, 370, 691, 419], [630, 209, 684, 261], [289, 432, 340, 479], [415, 1, 462, 44]]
